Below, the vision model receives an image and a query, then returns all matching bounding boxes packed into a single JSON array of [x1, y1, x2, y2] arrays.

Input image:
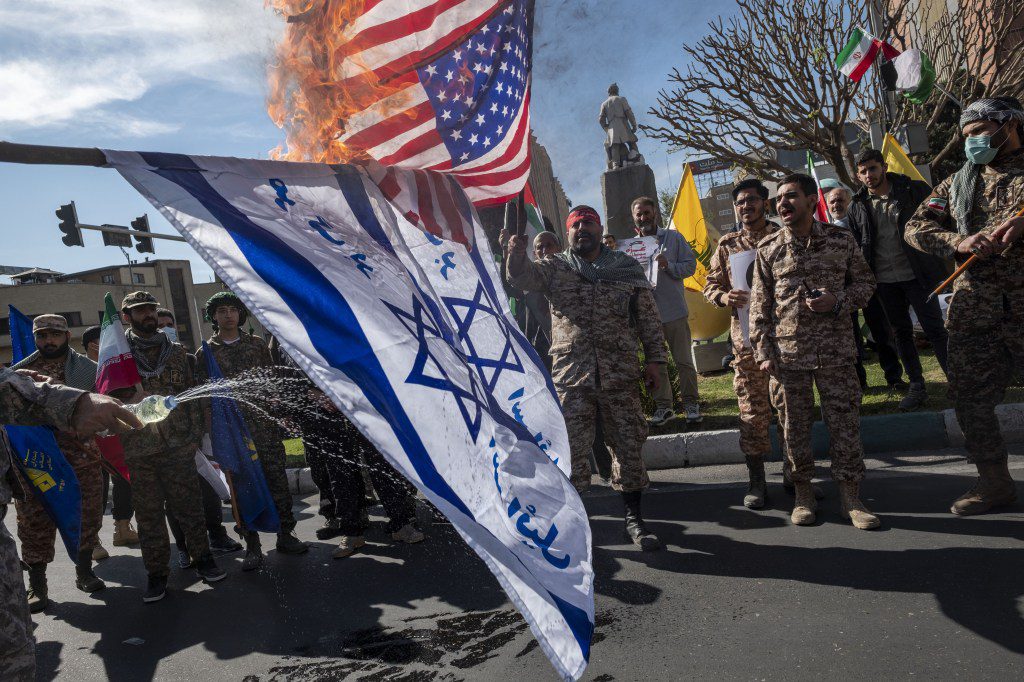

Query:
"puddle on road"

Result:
[[251, 609, 623, 680]]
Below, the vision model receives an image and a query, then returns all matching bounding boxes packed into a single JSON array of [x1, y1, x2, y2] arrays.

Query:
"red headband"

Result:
[[565, 207, 602, 232]]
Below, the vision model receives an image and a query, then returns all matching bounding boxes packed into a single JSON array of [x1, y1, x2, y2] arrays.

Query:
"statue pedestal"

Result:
[[600, 163, 657, 238]]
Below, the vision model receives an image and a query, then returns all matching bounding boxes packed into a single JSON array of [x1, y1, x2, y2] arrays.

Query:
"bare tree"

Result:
[[644, 0, 912, 186], [887, 0, 1024, 180]]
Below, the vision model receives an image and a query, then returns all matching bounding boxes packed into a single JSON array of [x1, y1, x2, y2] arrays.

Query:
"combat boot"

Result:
[[113, 519, 140, 546], [838, 481, 880, 530], [782, 460, 824, 500], [242, 532, 263, 571], [790, 482, 817, 526], [75, 549, 106, 593], [743, 456, 767, 509], [951, 461, 1018, 516], [26, 563, 49, 613], [622, 491, 661, 551], [276, 531, 309, 555]]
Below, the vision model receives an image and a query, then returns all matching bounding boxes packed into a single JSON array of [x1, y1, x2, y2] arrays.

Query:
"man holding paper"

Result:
[[704, 179, 783, 509]]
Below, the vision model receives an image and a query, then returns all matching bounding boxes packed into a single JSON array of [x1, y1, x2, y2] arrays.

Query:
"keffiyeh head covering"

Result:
[[949, 98, 1024, 233]]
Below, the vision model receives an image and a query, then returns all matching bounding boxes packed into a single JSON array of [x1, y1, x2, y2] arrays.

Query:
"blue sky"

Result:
[[0, 0, 722, 283]]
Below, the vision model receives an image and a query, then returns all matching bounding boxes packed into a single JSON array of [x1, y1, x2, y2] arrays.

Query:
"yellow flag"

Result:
[[669, 163, 717, 291], [882, 134, 929, 186]]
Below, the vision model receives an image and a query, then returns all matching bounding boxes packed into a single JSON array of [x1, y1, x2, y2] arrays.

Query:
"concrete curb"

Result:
[[643, 402, 1024, 470]]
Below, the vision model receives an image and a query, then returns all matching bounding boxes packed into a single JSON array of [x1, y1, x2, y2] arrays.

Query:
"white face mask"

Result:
[[160, 325, 179, 343]]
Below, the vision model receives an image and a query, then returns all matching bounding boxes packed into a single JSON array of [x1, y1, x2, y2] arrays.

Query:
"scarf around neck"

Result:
[[555, 245, 651, 289], [127, 329, 173, 378]]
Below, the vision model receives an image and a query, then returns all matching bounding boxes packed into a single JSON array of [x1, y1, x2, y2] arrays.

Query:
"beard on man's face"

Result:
[[131, 317, 159, 335], [38, 340, 70, 359]]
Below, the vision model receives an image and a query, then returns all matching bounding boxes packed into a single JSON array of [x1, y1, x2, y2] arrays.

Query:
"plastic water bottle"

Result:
[[127, 395, 179, 425]]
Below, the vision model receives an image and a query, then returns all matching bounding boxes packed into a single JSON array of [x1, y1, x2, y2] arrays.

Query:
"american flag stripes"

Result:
[[337, 0, 534, 205]]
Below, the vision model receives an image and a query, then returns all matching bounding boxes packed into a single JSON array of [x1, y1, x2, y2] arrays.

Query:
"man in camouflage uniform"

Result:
[[904, 97, 1024, 516], [1, 367, 141, 681], [117, 291, 226, 602], [506, 205, 667, 551], [750, 174, 880, 530], [11, 314, 106, 612], [706, 180, 784, 508], [194, 291, 307, 569]]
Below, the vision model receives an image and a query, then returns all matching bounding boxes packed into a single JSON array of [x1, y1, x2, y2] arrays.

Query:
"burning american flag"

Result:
[[269, 0, 534, 206]]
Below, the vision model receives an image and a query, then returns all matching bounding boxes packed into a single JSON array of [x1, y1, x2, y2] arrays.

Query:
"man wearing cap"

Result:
[[195, 291, 307, 569], [118, 291, 226, 602], [9, 314, 107, 611], [1, 367, 142, 681], [905, 97, 1024, 516], [506, 205, 667, 551]]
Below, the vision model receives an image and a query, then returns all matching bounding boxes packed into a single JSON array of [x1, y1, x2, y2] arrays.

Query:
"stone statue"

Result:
[[599, 83, 642, 170]]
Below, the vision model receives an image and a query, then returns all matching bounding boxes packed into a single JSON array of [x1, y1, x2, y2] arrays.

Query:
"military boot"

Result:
[[75, 549, 106, 593], [26, 563, 49, 613], [276, 531, 309, 555], [782, 459, 824, 500], [838, 481, 880, 530], [242, 532, 263, 572], [951, 461, 1018, 516], [113, 519, 140, 546], [622, 491, 661, 551], [743, 456, 768, 509], [790, 482, 817, 526]]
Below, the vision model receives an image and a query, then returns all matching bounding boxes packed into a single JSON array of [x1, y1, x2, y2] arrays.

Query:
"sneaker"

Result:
[[176, 549, 193, 570], [647, 407, 674, 426], [194, 556, 227, 583], [92, 544, 110, 561], [275, 532, 309, 555], [391, 522, 426, 544], [316, 518, 343, 540], [685, 404, 703, 424], [899, 382, 927, 411], [209, 534, 243, 555], [333, 535, 366, 559], [143, 575, 167, 603]]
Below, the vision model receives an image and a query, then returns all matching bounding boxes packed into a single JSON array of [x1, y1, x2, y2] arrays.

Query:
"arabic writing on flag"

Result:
[[105, 150, 594, 681]]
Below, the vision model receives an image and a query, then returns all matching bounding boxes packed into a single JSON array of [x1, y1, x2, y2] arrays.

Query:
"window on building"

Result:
[[716, 193, 730, 201], [0, 318, 9, 335], [57, 312, 83, 327], [132, 273, 145, 284], [719, 209, 733, 216], [101, 274, 115, 284]]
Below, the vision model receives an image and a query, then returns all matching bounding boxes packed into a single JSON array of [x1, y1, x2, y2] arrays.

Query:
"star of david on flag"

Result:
[[105, 150, 593, 681]]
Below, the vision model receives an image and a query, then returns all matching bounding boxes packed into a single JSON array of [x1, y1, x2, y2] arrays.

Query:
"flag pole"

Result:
[[933, 83, 963, 109], [224, 471, 244, 531], [514, 188, 527, 237]]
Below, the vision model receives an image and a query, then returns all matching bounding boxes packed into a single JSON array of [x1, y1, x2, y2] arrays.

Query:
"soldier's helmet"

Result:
[[608, 82, 619, 96], [121, 291, 160, 311], [205, 291, 249, 330]]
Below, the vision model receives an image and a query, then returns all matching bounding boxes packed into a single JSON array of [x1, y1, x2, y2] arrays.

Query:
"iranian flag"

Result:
[[836, 27, 880, 82], [96, 292, 141, 394], [522, 181, 546, 261], [806, 151, 832, 223]]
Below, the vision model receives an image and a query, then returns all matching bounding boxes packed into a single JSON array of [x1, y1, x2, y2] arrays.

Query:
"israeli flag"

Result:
[[105, 151, 593, 680]]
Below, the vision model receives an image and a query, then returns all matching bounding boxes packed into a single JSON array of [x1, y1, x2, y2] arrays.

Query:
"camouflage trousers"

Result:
[[15, 454, 104, 565], [948, 321, 1024, 464], [253, 429, 295, 534], [128, 445, 210, 578], [775, 364, 865, 483], [558, 385, 649, 493], [0, 507, 33, 682], [733, 352, 778, 459]]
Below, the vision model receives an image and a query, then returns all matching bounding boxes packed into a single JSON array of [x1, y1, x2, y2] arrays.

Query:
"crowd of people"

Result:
[[0, 96, 1022, 680]]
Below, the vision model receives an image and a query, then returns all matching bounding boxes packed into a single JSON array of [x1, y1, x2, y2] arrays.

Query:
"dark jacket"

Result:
[[847, 172, 951, 289]]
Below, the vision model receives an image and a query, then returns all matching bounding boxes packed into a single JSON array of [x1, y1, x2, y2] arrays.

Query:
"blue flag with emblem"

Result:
[[201, 341, 280, 533], [107, 151, 593, 681], [3, 305, 81, 559]]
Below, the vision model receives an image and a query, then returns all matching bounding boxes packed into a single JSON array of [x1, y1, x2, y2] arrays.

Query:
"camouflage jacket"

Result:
[[0, 369, 85, 504], [18, 354, 101, 467], [750, 221, 876, 370], [195, 333, 281, 438], [904, 149, 1024, 333], [507, 253, 667, 389], [118, 338, 202, 458], [704, 223, 778, 355]]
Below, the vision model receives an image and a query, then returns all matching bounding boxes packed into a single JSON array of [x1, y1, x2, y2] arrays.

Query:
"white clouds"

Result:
[[0, 0, 283, 134]]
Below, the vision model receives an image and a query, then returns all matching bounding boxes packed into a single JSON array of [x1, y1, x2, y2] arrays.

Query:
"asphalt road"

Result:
[[19, 448, 1024, 681]]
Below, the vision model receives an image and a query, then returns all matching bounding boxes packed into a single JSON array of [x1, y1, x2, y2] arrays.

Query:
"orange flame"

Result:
[[266, 0, 415, 163]]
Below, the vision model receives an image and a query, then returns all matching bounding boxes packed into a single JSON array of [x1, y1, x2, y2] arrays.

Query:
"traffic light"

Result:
[[132, 214, 154, 253], [56, 202, 83, 247]]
